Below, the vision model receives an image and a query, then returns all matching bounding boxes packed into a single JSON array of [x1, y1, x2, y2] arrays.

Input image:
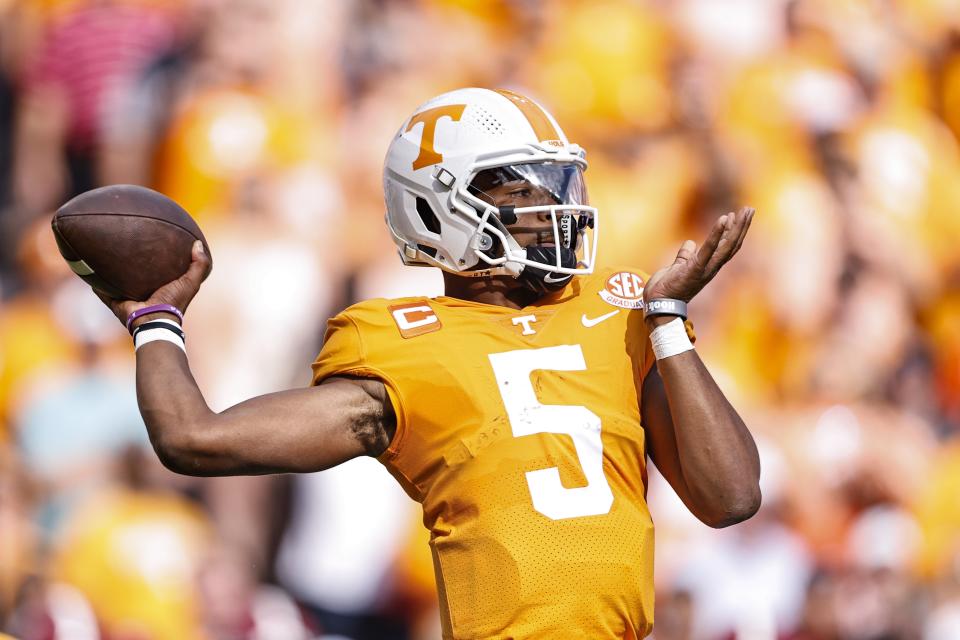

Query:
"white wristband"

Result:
[[134, 326, 186, 353], [649, 317, 694, 360]]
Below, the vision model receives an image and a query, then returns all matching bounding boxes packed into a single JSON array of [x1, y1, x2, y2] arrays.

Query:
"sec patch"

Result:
[[599, 271, 645, 310]]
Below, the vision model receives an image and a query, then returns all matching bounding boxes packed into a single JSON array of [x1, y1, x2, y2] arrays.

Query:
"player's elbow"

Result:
[[151, 431, 198, 475], [705, 485, 762, 528], [150, 422, 223, 476]]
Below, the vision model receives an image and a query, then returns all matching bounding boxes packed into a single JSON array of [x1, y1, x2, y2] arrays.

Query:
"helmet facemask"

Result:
[[458, 161, 598, 292]]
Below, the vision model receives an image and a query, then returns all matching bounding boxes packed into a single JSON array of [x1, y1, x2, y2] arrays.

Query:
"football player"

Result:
[[99, 88, 761, 639]]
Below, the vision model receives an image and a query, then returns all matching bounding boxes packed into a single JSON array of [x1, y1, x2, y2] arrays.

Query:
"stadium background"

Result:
[[1, 0, 960, 638]]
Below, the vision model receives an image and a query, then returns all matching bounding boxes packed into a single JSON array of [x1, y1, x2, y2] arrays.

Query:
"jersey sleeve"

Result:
[[310, 311, 408, 456], [311, 312, 365, 384]]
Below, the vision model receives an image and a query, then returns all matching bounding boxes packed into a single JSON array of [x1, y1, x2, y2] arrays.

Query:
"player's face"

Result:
[[478, 180, 560, 248], [469, 162, 590, 252]]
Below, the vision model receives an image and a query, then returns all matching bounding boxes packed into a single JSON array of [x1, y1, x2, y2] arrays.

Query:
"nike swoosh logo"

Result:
[[543, 272, 572, 284], [581, 310, 621, 327]]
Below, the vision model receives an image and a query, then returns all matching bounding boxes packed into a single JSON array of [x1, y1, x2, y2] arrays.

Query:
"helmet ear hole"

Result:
[[417, 244, 438, 258], [415, 197, 442, 235]]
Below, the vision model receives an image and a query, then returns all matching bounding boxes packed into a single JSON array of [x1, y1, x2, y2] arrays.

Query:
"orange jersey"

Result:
[[313, 266, 673, 639]]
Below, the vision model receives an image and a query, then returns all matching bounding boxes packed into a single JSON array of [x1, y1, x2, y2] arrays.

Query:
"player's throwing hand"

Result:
[[95, 240, 212, 329], [643, 206, 755, 305]]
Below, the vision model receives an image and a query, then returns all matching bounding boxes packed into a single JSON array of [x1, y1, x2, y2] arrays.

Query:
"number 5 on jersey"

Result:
[[488, 345, 614, 520]]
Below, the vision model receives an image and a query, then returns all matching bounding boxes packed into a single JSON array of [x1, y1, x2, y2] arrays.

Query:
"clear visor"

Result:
[[467, 162, 588, 209], [457, 161, 598, 277]]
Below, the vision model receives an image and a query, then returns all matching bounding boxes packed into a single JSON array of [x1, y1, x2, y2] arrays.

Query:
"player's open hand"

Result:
[[643, 207, 754, 305], [95, 241, 212, 328]]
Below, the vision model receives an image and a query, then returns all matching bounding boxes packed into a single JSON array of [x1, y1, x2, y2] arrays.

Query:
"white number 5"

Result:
[[488, 345, 614, 520]]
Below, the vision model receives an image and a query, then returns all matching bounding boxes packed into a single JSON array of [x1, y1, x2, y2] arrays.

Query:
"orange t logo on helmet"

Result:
[[405, 104, 466, 170]]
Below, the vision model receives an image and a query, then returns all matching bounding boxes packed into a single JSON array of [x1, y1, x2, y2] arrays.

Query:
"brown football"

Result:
[[51, 184, 211, 301]]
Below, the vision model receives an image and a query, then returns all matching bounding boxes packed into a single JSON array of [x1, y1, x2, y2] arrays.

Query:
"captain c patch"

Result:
[[389, 302, 442, 338]]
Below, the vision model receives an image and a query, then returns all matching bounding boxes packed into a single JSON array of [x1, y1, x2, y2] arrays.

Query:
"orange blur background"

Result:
[[1, 0, 960, 639]]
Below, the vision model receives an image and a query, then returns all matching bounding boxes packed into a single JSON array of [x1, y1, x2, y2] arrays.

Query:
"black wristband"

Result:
[[132, 319, 185, 342], [644, 298, 688, 320]]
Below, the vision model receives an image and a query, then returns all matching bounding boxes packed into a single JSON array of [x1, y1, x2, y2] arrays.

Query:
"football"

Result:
[[51, 184, 211, 301]]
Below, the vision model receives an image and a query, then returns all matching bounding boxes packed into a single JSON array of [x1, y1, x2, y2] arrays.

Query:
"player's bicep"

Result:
[[183, 376, 393, 476], [640, 365, 698, 511], [319, 375, 396, 457]]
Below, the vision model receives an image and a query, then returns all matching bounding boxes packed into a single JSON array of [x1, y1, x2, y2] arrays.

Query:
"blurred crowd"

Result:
[[1, 0, 959, 638]]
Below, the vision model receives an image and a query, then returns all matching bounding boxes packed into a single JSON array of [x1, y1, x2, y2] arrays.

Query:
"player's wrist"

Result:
[[126, 303, 184, 333], [648, 317, 694, 360], [132, 318, 186, 353], [129, 311, 181, 330], [643, 297, 687, 321], [644, 315, 675, 330]]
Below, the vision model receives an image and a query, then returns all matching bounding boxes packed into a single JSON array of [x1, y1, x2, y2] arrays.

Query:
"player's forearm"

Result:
[[654, 348, 761, 526], [134, 341, 216, 470], [137, 342, 299, 476]]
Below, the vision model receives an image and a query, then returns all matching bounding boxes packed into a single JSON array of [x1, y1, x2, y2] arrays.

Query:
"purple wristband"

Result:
[[126, 304, 183, 333]]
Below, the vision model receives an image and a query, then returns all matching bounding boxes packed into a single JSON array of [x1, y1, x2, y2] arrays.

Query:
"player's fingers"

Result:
[[674, 239, 697, 265], [723, 207, 753, 261], [705, 207, 753, 276], [180, 241, 211, 287], [702, 210, 739, 273], [695, 214, 728, 266], [728, 207, 755, 258], [195, 240, 213, 280]]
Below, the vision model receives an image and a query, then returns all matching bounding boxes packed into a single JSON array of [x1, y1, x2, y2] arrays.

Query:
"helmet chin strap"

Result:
[[514, 245, 577, 294]]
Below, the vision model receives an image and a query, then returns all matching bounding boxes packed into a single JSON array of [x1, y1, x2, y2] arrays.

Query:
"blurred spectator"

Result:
[[0, 444, 38, 624], [13, 0, 183, 216], [50, 485, 211, 640], [0, 220, 80, 439], [653, 589, 695, 640], [0, 2, 16, 260], [656, 441, 813, 639]]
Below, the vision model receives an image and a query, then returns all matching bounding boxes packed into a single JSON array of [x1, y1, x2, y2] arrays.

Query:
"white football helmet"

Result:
[[383, 87, 597, 290]]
